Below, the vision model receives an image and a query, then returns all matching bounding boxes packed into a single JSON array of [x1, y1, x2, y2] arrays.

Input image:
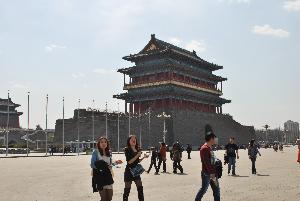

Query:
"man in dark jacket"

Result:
[[195, 125, 220, 201], [146, 147, 158, 174], [171, 142, 183, 174], [225, 137, 239, 176], [186, 144, 192, 159]]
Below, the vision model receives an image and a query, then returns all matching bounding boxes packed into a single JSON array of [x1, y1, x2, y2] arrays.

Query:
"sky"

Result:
[[0, 0, 299, 130]]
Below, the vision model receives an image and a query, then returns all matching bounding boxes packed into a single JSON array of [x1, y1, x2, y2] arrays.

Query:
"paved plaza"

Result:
[[1, 146, 299, 201]]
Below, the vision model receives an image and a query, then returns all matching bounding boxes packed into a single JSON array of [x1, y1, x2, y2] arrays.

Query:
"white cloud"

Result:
[[169, 37, 181, 46], [45, 44, 67, 52], [219, 0, 251, 4], [252, 25, 290, 38], [9, 82, 29, 90], [283, 0, 300, 11], [93, 68, 115, 75], [72, 72, 85, 79], [185, 40, 206, 53]]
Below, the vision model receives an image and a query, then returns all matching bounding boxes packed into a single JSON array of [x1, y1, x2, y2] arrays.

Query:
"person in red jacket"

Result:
[[195, 125, 220, 201]]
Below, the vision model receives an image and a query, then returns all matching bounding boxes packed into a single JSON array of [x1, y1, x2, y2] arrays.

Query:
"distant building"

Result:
[[284, 120, 299, 143], [0, 98, 23, 128]]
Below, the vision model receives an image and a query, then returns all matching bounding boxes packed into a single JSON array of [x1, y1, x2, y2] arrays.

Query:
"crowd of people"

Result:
[[89, 125, 300, 201]]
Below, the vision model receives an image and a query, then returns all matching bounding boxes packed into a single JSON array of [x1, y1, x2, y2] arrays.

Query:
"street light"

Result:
[[62, 97, 65, 155], [117, 103, 120, 153], [263, 124, 270, 142], [92, 99, 95, 149], [77, 99, 80, 156], [143, 107, 151, 148], [27, 92, 30, 157], [105, 102, 108, 138], [6, 90, 10, 157], [45, 94, 48, 156], [157, 112, 171, 143]]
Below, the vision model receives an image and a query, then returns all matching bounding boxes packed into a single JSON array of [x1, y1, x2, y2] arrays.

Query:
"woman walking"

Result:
[[90, 137, 122, 201], [248, 139, 261, 174], [123, 135, 149, 201]]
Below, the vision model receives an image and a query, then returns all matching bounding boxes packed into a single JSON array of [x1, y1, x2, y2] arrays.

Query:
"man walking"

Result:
[[195, 125, 220, 201], [171, 141, 183, 174], [146, 147, 159, 174], [186, 144, 192, 159], [225, 137, 239, 176]]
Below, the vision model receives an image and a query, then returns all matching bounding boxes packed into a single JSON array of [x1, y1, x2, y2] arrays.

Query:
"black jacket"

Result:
[[92, 160, 114, 192]]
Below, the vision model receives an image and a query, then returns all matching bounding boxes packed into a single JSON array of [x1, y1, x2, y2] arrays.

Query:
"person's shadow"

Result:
[[232, 175, 249, 178], [256, 174, 270, 176]]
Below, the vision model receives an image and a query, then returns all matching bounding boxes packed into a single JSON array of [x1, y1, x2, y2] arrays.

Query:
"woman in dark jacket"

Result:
[[123, 135, 149, 201]]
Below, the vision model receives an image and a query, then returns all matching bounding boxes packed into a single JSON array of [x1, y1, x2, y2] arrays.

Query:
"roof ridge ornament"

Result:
[[151, 34, 156, 39]]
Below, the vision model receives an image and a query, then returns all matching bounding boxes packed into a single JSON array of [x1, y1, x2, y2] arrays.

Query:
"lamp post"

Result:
[[128, 110, 131, 137], [77, 99, 80, 156], [92, 99, 95, 149], [45, 94, 48, 156], [27, 92, 30, 157], [148, 107, 151, 147], [138, 105, 142, 148], [263, 124, 270, 147], [105, 102, 108, 138], [157, 112, 171, 143], [62, 97, 65, 155], [6, 90, 10, 156], [117, 103, 120, 153]]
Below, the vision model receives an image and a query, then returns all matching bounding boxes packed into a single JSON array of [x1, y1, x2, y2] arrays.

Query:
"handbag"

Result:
[[130, 164, 145, 177]]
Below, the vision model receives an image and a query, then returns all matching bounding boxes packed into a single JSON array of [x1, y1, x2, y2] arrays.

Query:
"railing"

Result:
[[125, 77, 221, 93]]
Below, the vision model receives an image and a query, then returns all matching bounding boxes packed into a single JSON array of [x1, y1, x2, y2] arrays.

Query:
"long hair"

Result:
[[126, 135, 140, 151], [97, 136, 111, 156]]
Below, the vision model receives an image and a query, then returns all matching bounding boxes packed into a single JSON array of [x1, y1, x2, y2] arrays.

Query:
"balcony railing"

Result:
[[124, 77, 222, 94]]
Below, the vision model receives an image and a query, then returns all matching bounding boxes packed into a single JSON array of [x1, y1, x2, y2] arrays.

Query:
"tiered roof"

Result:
[[123, 34, 223, 71], [0, 98, 21, 108]]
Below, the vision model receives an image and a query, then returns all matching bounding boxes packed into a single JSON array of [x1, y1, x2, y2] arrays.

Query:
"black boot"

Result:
[[137, 186, 144, 201], [123, 188, 131, 201]]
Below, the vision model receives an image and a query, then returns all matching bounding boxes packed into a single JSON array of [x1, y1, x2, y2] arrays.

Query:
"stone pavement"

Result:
[[0, 147, 299, 201]]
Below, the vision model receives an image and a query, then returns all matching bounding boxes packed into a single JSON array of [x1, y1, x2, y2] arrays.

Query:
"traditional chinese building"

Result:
[[0, 98, 23, 128], [114, 34, 230, 115], [113, 34, 255, 146], [54, 34, 255, 150]]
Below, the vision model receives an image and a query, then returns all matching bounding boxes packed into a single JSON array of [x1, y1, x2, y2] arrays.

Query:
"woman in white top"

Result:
[[91, 136, 122, 201]]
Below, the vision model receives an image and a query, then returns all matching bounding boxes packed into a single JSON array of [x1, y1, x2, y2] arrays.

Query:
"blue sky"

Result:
[[0, 0, 299, 129]]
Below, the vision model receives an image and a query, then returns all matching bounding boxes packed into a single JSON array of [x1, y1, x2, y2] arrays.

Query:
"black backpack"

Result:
[[215, 159, 223, 179]]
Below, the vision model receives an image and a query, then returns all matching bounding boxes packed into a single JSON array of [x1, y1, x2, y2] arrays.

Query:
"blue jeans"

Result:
[[228, 157, 236, 174], [195, 172, 220, 201]]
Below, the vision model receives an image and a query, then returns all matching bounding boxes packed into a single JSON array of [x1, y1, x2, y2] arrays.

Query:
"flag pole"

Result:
[[105, 102, 108, 138], [77, 99, 80, 156], [92, 99, 95, 149], [6, 90, 10, 156], [45, 94, 48, 156], [62, 97, 65, 155], [27, 92, 30, 157], [117, 103, 120, 153]]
